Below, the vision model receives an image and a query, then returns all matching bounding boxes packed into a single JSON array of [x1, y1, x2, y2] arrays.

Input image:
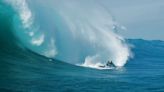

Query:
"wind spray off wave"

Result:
[[4, 0, 132, 68], [48, 0, 132, 67]]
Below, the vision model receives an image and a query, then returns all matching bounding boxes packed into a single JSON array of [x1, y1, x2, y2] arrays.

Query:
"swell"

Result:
[[0, 1, 31, 54], [0, 1, 41, 78], [1, 0, 132, 68], [0, 1, 62, 79], [0, 2, 16, 47]]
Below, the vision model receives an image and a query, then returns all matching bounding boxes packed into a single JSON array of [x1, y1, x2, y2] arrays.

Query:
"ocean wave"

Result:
[[1, 0, 132, 68]]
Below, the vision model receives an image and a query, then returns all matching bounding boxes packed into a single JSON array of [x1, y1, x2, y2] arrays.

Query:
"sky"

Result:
[[100, 0, 164, 40]]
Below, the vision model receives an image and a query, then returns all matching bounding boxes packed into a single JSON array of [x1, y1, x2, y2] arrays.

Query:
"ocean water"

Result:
[[1, 38, 164, 92], [0, 0, 164, 92]]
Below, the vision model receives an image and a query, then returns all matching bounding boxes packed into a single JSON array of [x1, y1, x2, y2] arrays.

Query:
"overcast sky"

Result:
[[100, 0, 164, 40]]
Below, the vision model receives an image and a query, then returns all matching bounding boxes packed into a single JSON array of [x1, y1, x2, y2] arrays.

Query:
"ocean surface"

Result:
[[0, 0, 164, 92]]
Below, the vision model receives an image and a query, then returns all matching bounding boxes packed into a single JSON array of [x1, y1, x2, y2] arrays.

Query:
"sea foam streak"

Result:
[[5, 0, 132, 68]]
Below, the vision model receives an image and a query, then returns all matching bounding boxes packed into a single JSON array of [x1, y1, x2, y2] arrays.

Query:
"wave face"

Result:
[[1, 0, 131, 68]]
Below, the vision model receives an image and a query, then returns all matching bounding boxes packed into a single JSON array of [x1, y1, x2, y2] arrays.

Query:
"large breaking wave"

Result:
[[2, 0, 132, 68]]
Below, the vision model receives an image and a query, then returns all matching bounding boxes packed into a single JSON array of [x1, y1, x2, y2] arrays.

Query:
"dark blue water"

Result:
[[0, 38, 164, 92], [1, 1, 164, 92]]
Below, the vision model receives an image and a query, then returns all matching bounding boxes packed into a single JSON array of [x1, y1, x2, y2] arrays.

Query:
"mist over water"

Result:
[[4, 0, 132, 68]]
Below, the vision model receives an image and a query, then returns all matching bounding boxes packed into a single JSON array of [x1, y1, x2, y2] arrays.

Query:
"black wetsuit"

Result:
[[106, 61, 114, 67]]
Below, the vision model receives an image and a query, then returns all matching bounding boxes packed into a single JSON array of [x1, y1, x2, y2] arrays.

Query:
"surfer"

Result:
[[106, 61, 115, 67], [99, 60, 115, 68]]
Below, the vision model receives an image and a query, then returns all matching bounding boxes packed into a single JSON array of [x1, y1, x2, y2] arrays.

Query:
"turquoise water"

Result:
[[0, 38, 164, 92], [0, 0, 164, 92]]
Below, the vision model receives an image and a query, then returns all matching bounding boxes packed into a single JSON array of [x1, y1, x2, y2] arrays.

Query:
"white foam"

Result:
[[5, 0, 33, 28], [31, 34, 44, 46], [43, 39, 58, 58]]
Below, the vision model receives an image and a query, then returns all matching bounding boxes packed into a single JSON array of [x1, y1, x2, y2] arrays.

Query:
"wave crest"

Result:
[[4, 0, 132, 68]]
